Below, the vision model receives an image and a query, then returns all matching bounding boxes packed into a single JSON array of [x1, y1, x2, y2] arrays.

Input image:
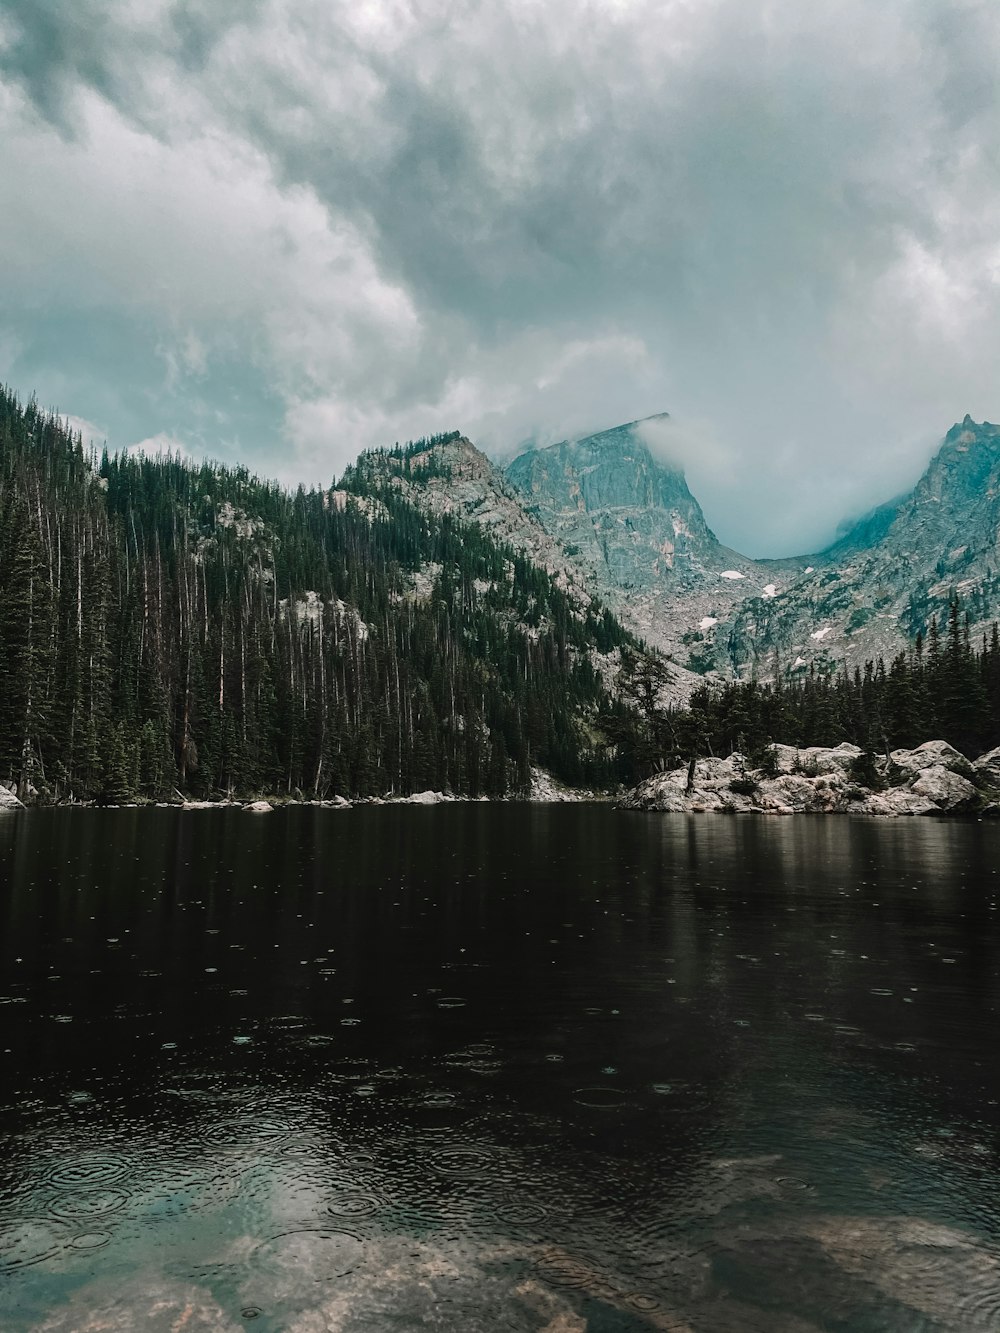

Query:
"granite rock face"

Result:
[[505, 417, 777, 665], [506, 415, 1000, 680], [620, 742, 992, 817], [0, 785, 24, 810], [724, 417, 1000, 677], [349, 415, 1000, 687]]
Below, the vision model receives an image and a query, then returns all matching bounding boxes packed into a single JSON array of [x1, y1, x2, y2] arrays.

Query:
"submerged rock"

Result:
[[29, 1276, 242, 1331]]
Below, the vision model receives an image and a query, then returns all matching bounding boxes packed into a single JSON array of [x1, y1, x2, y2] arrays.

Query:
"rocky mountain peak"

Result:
[[508, 415, 696, 511], [502, 417, 776, 662], [344, 412, 1000, 690]]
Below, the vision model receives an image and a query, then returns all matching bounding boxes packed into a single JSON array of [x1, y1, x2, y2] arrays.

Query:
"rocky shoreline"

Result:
[[7, 743, 1000, 817], [620, 739, 1000, 817], [0, 767, 600, 813]]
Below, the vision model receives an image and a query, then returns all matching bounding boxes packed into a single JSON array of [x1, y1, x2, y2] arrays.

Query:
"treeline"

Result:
[[0, 387, 635, 803], [639, 605, 1000, 766]]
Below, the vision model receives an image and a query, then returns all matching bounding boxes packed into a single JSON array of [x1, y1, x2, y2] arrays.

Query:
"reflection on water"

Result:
[[1, 807, 999, 1330]]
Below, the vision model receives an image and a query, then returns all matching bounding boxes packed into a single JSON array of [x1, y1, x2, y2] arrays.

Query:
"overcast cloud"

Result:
[[1, 0, 998, 554]]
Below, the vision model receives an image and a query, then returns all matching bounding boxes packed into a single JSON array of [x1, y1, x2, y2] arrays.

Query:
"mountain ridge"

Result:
[[356, 412, 1000, 683]]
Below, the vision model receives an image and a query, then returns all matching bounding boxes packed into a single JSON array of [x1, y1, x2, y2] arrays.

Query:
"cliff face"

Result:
[[353, 414, 1000, 686], [724, 418, 1000, 677], [505, 417, 775, 663]]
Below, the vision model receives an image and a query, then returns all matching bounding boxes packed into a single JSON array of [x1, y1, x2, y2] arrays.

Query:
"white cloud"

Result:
[[63, 414, 107, 449], [122, 432, 197, 464], [1, 0, 999, 551]]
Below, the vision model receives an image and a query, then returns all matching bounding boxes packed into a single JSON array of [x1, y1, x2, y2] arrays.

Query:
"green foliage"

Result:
[[753, 744, 781, 778], [848, 747, 884, 791]]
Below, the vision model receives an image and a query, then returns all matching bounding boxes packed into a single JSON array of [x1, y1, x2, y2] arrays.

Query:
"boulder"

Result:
[[0, 785, 24, 810], [769, 744, 802, 775], [693, 754, 741, 782], [910, 765, 978, 811], [795, 743, 862, 776], [974, 746, 1000, 785], [890, 740, 974, 779], [406, 790, 447, 804], [854, 788, 938, 816], [759, 774, 843, 813], [244, 799, 274, 813]]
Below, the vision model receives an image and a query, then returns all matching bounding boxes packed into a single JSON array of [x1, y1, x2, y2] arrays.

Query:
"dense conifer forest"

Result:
[[651, 609, 1000, 769], [0, 388, 634, 802]]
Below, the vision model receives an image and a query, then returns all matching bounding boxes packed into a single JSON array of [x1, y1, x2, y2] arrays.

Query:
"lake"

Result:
[[1, 806, 999, 1331]]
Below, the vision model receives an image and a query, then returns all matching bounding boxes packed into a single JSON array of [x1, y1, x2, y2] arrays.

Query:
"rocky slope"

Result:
[[506, 416, 786, 663], [621, 739, 1000, 817], [346, 414, 1000, 687], [722, 417, 1000, 676], [338, 432, 707, 703], [337, 434, 589, 604]]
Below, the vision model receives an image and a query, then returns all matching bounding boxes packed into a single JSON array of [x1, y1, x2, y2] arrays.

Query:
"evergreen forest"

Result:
[[638, 607, 1000, 770], [0, 388, 633, 803]]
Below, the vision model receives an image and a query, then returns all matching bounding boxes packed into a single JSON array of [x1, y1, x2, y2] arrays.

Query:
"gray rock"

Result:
[[769, 744, 803, 775], [621, 739, 986, 817], [974, 745, 1000, 784], [794, 743, 862, 776], [890, 740, 974, 778], [0, 785, 24, 810], [909, 765, 978, 810], [244, 799, 274, 813], [854, 788, 938, 816]]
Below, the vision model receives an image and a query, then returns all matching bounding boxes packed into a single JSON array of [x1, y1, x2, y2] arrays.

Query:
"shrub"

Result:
[[848, 748, 884, 790], [753, 745, 780, 779]]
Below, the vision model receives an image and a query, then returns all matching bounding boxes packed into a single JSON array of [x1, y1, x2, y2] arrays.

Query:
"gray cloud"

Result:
[[1, 0, 998, 553]]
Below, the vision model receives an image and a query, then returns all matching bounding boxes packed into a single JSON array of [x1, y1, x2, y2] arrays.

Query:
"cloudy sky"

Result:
[[1, 0, 998, 554]]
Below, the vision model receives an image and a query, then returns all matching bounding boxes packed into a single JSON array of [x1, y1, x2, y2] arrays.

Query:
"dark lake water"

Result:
[[1, 806, 1000, 1332]]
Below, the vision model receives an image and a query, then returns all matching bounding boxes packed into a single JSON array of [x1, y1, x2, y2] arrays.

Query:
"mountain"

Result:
[[340, 427, 708, 702], [505, 416, 779, 665], [498, 413, 1000, 681], [8, 375, 998, 809], [353, 413, 1000, 686], [0, 395, 642, 802], [724, 416, 1000, 676]]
